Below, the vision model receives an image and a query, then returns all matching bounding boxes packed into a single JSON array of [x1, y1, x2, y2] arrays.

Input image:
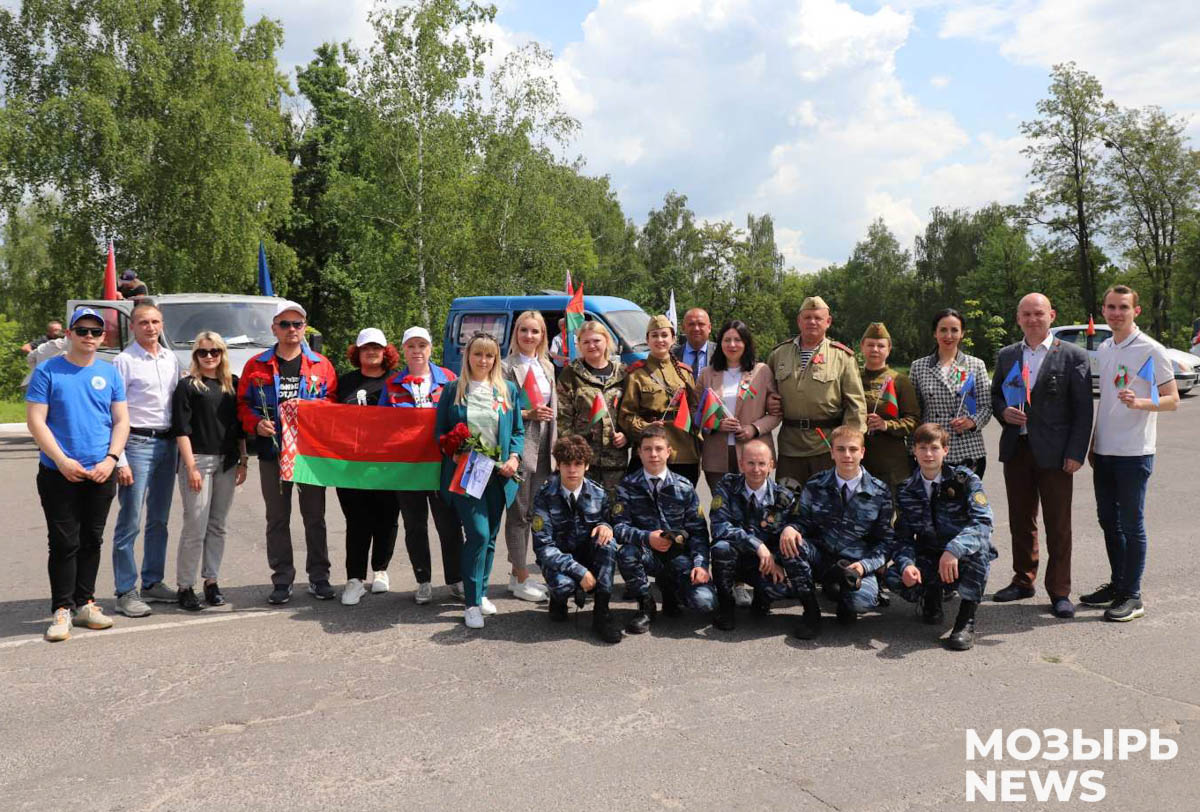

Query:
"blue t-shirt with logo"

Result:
[[25, 356, 127, 469]]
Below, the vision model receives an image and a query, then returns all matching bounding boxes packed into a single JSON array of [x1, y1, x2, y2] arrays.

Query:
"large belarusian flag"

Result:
[[279, 400, 440, 490]]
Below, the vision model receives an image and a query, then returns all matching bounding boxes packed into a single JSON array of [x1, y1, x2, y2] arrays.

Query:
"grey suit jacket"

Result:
[[990, 339, 1093, 468]]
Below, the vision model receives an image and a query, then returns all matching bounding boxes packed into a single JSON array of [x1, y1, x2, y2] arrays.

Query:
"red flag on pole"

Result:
[[103, 241, 119, 300], [522, 366, 543, 409], [878, 377, 899, 418], [565, 270, 573, 296], [1086, 316, 1096, 337], [1021, 364, 1032, 404]]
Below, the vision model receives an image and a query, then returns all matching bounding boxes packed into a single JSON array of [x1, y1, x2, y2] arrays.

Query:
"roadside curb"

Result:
[[0, 423, 31, 437]]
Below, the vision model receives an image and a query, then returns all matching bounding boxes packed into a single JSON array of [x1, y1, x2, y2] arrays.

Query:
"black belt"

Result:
[[782, 417, 840, 430], [130, 427, 172, 439]]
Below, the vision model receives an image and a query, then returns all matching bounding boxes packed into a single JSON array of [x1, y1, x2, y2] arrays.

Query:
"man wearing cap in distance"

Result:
[[117, 269, 148, 299], [26, 307, 130, 641], [237, 301, 339, 604], [110, 299, 182, 618], [380, 326, 467, 604], [765, 296, 866, 489]]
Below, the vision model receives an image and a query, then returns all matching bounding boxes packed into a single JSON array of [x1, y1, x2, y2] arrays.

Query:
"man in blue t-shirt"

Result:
[[25, 308, 130, 642]]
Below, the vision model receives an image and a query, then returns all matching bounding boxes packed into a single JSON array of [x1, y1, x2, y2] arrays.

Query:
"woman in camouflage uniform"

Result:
[[556, 321, 629, 493], [618, 314, 701, 484]]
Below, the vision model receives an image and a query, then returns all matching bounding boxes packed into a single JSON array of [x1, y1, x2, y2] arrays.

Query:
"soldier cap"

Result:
[[647, 314, 676, 335], [799, 296, 830, 312], [861, 322, 891, 342]]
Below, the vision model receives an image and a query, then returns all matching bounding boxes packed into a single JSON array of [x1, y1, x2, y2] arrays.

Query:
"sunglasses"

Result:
[[195, 348, 224, 358], [275, 320, 306, 330], [73, 326, 104, 337]]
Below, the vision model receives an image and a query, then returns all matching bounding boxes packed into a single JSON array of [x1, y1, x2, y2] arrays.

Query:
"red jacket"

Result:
[[237, 342, 338, 459], [380, 364, 456, 408]]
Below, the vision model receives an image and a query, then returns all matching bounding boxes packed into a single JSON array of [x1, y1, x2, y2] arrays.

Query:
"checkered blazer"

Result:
[[909, 351, 992, 465]]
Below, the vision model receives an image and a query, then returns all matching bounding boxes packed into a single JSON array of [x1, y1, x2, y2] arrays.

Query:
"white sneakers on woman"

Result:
[[508, 575, 548, 602], [371, 571, 390, 593], [480, 596, 498, 615], [341, 579, 367, 605], [464, 606, 485, 628]]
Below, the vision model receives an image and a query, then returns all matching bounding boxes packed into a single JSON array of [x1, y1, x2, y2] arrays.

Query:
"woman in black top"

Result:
[[336, 328, 403, 606], [172, 332, 246, 610]]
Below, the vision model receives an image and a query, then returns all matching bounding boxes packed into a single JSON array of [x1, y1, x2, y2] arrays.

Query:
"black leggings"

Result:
[[335, 488, 400, 581], [397, 490, 464, 585]]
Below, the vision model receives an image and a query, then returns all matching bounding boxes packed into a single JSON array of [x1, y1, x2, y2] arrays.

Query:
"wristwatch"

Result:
[[106, 453, 120, 463]]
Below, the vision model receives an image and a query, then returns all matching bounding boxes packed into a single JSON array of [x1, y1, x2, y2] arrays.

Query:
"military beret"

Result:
[[861, 322, 891, 342], [647, 314, 676, 334], [799, 296, 830, 312]]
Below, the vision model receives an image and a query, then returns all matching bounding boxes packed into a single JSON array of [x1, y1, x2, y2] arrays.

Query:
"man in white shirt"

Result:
[[1082, 285, 1178, 622], [111, 301, 182, 617]]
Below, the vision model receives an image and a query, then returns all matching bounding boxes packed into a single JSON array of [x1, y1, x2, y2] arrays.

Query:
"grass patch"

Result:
[[0, 399, 27, 423]]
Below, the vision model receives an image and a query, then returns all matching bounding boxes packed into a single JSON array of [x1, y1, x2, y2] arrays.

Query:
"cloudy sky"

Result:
[[249, 0, 1200, 271]]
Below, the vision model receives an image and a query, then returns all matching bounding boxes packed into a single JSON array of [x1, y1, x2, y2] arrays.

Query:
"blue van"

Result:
[[441, 294, 652, 371]]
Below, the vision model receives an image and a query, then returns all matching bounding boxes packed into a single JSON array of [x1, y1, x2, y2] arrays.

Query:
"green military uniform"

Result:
[[859, 323, 920, 495], [618, 357, 699, 466], [556, 358, 629, 492], [767, 297, 866, 488]]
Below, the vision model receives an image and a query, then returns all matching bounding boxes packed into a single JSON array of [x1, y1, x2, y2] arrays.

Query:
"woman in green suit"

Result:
[[435, 332, 524, 629]]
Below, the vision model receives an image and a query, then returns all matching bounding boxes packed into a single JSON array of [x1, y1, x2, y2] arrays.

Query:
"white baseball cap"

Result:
[[401, 326, 432, 345], [355, 327, 387, 347], [273, 300, 307, 319]]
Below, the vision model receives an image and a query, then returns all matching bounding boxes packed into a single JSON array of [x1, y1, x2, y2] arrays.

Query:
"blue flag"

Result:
[[257, 241, 275, 297], [958, 371, 977, 417], [1135, 355, 1159, 405], [1001, 362, 1025, 408]]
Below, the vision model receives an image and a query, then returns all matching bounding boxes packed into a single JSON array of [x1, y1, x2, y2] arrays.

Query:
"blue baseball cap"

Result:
[[69, 307, 104, 327]]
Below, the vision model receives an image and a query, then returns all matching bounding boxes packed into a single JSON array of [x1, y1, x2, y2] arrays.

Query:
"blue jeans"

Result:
[[112, 435, 177, 595], [1092, 454, 1153, 599]]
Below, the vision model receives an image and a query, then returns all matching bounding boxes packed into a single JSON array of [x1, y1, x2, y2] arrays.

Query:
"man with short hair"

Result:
[[989, 293, 1092, 618], [26, 308, 129, 641], [111, 300, 181, 617], [238, 301, 339, 604], [672, 308, 715, 377], [766, 297, 866, 487], [21, 320, 64, 354], [1082, 285, 1177, 622]]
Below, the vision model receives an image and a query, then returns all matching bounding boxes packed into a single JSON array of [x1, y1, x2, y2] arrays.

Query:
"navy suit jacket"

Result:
[[990, 338, 1092, 468]]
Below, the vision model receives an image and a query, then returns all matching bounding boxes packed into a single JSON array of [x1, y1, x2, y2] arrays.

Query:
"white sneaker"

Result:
[[480, 596, 498, 616], [371, 571, 390, 594], [733, 583, 754, 608], [464, 606, 485, 628], [508, 575, 548, 602], [447, 582, 465, 601], [341, 579, 367, 606], [414, 582, 433, 605], [46, 608, 71, 642]]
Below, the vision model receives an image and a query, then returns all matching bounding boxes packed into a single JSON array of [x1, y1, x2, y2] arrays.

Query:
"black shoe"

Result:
[[177, 587, 202, 612], [836, 605, 858, 625], [268, 585, 292, 605], [1104, 596, 1145, 622], [1050, 596, 1075, 619], [792, 593, 822, 640], [660, 586, 682, 617], [548, 596, 569, 623], [920, 583, 944, 625], [875, 590, 890, 608], [626, 595, 656, 634], [307, 580, 335, 600], [750, 591, 772, 617], [993, 583, 1036, 602], [946, 600, 978, 651], [1080, 582, 1118, 606], [203, 582, 226, 607], [713, 591, 736, 631], [591, 593, 623, 644]]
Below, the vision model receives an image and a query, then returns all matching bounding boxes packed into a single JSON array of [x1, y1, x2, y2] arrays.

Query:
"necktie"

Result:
[[841, 484, 851, 507], [650, 478, 661, 498], [930, 482, 940, 523], [568, 493, 577, 513], [748, 493, 760, 520]]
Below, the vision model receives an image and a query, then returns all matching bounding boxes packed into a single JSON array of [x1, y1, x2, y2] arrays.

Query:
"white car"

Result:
[[1050, 324, 1198, 395]]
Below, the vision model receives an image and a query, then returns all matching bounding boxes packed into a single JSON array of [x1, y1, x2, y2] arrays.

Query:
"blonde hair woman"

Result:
[[435, 332, 524, 628], [170, 332, 247, 610], [501, 311, 556, 602], [557, 320, 629, 493]]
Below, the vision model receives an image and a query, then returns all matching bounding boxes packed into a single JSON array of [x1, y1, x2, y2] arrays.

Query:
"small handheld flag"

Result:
[[957, 372, 977, 417], [1001, 363, 1025, 409], [588, 392, 609, 428], [521, 366, 543, 409], [878, 377, 899, 418], [672, 392, 693, 432], [565, 284, 585, 360], [1135, 356, 1159, 405], [565, 270, 573, 296], [815, 427, 832, 450], [695, 388, 726, 431]]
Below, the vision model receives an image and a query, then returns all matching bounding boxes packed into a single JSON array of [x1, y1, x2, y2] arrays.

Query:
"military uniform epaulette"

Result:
[[769, 336, 796, 352], [676, 361, 693, 373], [627, 359, 647, 371], [829, 341, 854, 354]]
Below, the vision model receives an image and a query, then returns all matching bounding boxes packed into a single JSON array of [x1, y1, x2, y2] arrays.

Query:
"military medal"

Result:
[[738, 380, 758, 401]]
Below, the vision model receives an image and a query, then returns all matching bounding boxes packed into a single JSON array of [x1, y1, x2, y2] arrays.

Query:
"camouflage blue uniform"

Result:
[[886, 465, 997, 603], [786, 467, 893, 613], [710, 473, 813, 601], [531, 473, 616, 599], [613, 469, 716, 613]]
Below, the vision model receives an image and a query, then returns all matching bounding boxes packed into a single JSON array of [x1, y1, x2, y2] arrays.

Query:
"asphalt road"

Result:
[[0, 407, 1197, 811]]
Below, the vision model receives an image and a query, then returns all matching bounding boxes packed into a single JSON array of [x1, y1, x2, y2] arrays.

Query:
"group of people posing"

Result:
[[26, 284, 1175, 648]]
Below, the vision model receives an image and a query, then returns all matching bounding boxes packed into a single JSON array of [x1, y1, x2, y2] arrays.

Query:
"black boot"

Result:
[[660, 583, 682, 617], [946, 600, 977, 651], [626, 594, 656, 634], [836, 602, 858, 625], [750, 589, 772, 617], [591, 592, 623, 644], [792, 592, 822, 639], [713, 590, 736, 631], [921, 582, 944, 625], [548, 595, 569, 622]]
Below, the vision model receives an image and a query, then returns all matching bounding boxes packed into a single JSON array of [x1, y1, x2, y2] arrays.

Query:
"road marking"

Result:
[[0, 610, 287, 650]]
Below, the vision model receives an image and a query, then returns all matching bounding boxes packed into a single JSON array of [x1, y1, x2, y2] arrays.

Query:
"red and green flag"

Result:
[[670, 389, 692, 432], [737, 380, 758, 401], [521, 366, 544, 409], [878, 376, 899, 418], [815, 427, 833, 451], [280, 400, 440, 491], [588, 392, 609, 428], [565, 283, 585, 360], [695, 387, 727, 431]]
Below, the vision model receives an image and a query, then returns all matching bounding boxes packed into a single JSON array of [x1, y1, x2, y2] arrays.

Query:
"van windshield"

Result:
[[159, 302, 278, 348], [603, 309, 651, 352]]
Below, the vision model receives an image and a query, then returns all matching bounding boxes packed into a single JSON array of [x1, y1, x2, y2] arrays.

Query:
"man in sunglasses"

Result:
[[237, 301, 339, 604], [111, 300, 182, 618], [26, 308, 130, 641]]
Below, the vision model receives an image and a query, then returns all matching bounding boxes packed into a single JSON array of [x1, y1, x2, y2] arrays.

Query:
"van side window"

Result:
[[458, 313, 508, 346]]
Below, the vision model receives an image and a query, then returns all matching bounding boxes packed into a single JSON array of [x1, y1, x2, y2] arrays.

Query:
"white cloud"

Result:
[[930, 74, 951, 88]]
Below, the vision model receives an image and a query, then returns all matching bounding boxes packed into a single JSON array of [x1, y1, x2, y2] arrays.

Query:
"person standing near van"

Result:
[[556, 321, 629, 493], [26, 308, 129, 641], [111, 300, 181, 618]]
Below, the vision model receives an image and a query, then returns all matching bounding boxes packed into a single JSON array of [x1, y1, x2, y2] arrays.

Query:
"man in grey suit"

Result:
[[672, 308, 717, 377], [989, 293, 1093, 618]]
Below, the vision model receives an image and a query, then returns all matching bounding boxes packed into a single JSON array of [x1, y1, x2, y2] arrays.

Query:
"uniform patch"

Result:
[[531, 515, 544, 531], [973, 492, 988, 506], [710, 495, 723, 511], [612, 503, 624, 515], [830, 341, 854, 355], [91, 375, 107, 391]]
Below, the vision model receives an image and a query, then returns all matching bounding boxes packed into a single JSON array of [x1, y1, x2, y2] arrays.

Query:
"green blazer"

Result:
[[435, 379, 525, 506]]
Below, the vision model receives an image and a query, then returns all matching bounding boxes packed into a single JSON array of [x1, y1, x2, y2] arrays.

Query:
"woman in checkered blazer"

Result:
[[909, 308, 992, 475]]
